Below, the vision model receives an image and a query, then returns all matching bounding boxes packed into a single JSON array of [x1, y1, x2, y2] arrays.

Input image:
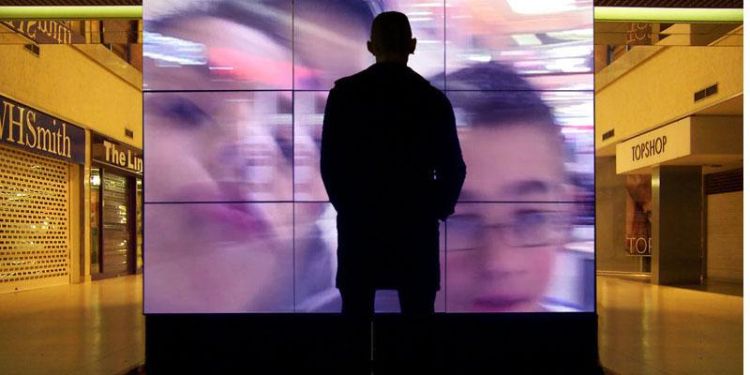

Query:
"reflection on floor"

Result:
[[598, 276, 742, 375], [0, 275, 144, 375], [0, 275, 741, 374]]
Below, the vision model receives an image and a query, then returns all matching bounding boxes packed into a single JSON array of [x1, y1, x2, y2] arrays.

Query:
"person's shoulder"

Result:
[[407, 69, 447, 99], [423, 82, 450, 106], [332, 68, 372, 91]]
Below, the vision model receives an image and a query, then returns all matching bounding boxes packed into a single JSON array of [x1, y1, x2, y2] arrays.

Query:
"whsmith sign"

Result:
[[0, 94, 85, 164], [2, 20, 85, 45]]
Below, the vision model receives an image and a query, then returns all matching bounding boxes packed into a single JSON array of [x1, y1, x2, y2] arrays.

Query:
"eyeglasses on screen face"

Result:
[[448, 208, 570, 251]]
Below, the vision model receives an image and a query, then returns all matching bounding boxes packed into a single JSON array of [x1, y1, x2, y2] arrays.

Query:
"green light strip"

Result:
[[0, 5, 742, 22], [595, 7, 743, 23], [0, 6, 142, 19]]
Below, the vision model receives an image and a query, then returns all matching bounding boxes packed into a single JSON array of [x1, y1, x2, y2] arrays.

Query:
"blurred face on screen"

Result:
[[145, 91, 295, 312], [447, 124, 570, 312], [144, 14, 295, 312], [144, 14, 294, 90]]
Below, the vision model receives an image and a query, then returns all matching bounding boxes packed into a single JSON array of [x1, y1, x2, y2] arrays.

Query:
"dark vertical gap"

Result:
[[443, 220, 448, 311], [590, 5, 598, 314], [100, 168, 106, 276], [443, 0, 448, 311], [291, 0, 297, 313], [443, 0, 447, 92], [98, 167, 104, 275], [129, 175, 137, 275]]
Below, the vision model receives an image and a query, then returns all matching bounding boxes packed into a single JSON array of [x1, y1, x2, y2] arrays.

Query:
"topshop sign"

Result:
[[615, 118, 691, 174], [631, 135, 667, 162]]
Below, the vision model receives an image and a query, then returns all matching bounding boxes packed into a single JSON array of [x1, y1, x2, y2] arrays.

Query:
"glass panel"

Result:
[[446, 89, 592, 202], [294, 0, 445, 90], [446, 202, 594, 312], [294, 202, 339, 312], [136, 178, 143, 272], [142, 0, 596, 314], [294, 202, 447, 313], [144, 202, 294, 313], [90, 168, 101, 274], [143, 1, 294, 91], [388, 0, 446, 89], [101, 172, 130, 275], [144, 91, 294, 203], [293, 91, 326, 201], [446, 0, 593, 91]]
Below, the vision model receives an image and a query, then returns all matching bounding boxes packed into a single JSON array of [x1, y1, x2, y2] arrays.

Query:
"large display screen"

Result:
[[143, 0, 593, 313]]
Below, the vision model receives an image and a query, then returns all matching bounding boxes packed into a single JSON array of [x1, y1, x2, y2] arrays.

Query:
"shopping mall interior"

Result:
[[0, 0, 743, 374]]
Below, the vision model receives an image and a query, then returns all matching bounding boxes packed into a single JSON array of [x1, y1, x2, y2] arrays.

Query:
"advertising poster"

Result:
[[625, 174, 651, 256]]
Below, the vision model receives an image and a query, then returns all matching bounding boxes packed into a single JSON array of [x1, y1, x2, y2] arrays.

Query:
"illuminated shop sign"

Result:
[[0, 94, 85, 164], [2, 20, 85, 45], [616, 116, 742, 174], [616, 118, 691, 174], [92, 134, 143, 175], [631, 135, 667, 161]]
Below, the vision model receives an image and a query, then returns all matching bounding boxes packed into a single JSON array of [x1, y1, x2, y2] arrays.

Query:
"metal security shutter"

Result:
[[0, 144, 69, 292], [101, 172, 130, 276]]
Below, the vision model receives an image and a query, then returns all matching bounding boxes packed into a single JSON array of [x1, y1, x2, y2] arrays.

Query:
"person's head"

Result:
[[367, 11, 417, 64], [443, 63, 573, 312], [294, 0, 378, 88]]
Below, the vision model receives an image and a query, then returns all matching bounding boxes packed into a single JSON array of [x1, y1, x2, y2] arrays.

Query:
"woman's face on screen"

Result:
[[143, 16, 296, 312]]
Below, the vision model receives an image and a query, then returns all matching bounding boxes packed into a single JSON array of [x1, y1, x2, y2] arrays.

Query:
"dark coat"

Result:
[[321, 62, 466, 291]]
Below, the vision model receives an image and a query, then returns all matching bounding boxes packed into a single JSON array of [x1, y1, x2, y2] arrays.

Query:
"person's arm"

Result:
[[433, 94, 466, 220], [320, 85, 345, 212]]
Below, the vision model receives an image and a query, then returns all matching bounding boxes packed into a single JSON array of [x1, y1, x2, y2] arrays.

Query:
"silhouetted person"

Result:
[[321, 11, 465, 373]]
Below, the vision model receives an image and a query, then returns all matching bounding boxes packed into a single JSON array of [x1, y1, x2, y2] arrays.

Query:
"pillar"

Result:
[[651, 166, 703, 284]]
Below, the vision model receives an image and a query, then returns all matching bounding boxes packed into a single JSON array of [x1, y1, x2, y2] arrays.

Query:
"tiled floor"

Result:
[[598, 276, 742, 375], [0, 275, 742, 374], [0, 276, 144, 375]]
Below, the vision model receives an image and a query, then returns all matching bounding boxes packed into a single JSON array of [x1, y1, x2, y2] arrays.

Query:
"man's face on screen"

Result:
[[447, 124, 570, 312]]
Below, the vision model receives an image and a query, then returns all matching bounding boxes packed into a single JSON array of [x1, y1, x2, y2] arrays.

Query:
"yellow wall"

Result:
[[0, 34, 142, 148], [707, 191, 743, 282], [596, 45, 742, 151], [0, 25, 141, 286]]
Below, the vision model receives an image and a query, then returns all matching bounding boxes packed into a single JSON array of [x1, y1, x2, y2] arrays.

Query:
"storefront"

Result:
[[596, 115, 742, 284], [0, 94, 85, 293], [90, 133, 143, 279]]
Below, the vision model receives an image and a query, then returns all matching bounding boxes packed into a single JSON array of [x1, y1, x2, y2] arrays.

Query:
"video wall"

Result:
[[143, 0, 594, 313]]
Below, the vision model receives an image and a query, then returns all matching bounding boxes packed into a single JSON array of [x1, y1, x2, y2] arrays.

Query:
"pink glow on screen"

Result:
[[143, 0, 594, 314]]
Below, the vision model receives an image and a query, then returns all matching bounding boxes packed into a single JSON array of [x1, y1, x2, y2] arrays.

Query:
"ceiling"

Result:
[[0, 0, 141, 5], [595, 0, 742, 7], [0, 0, 740, 7], [695, 95, 744, 116]]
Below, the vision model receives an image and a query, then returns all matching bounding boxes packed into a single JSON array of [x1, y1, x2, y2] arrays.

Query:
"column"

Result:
[[651, 166, 703, 284]]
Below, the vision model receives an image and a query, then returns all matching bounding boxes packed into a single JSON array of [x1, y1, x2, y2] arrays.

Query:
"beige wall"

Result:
[[707, 192, 743, 282], [0, 24, 141, 285], [0, 27, 142, 148], [596, 46, 742, 152]]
